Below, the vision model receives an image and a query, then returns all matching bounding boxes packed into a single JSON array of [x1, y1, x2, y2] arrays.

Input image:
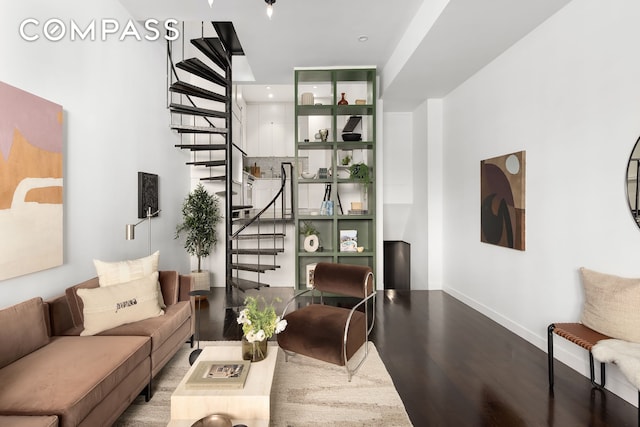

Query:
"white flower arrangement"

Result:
[[237, 296, 287, 343]]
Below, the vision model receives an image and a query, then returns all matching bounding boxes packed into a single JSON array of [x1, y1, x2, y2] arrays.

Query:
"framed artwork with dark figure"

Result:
[[480, 151, 526, 250], [138, 172, 159, 219]]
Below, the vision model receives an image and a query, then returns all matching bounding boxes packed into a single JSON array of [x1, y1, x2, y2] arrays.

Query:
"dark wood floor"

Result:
[[195, 288, 637, 426]]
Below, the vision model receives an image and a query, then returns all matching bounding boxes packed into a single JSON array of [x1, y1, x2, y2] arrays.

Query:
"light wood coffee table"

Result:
[[168, 343, 277, 427]]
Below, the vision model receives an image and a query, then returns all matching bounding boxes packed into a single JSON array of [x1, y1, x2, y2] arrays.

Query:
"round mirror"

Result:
[[626, 136, 640, 227]]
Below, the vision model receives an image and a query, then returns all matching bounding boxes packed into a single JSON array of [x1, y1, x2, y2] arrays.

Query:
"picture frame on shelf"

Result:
[[340, 230, 358, 252], [306, 263, 318, 289]]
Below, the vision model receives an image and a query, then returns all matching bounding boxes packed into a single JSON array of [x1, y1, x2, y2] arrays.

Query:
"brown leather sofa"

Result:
[[0, 271, 193, 427]]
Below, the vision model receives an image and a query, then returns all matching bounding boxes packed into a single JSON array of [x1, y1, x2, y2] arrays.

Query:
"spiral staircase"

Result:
[[167, 21, 292, 297]]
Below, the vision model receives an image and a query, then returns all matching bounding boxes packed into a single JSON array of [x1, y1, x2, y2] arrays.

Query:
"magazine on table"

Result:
[[185, 360, 250, 389]]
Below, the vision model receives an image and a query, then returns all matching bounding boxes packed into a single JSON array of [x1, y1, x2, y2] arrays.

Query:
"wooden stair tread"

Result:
[[232, 263, 280, 273]]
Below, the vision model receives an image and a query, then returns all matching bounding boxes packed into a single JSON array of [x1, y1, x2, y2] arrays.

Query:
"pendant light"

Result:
[[265, 0, 275, 19]]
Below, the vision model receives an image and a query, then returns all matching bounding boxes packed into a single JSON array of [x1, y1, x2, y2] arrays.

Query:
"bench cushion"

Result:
[[580, 267, 640, 343], [0, 335, 150, 426]]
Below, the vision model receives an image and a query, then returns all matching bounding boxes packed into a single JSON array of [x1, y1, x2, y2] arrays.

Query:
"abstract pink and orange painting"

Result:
[[0, 81, 63, 280]]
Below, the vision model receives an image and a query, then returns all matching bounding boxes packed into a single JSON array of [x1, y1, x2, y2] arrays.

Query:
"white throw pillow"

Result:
[[93, 251, 165, 308], [77, 272, 163, 336], [580, 267, 640, 343]]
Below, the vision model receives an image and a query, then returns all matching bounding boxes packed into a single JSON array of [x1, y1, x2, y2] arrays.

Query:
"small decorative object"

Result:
[[320, 200, 334, 216], [319, 128, 329, 142], [318, 167, 328, 179], [357, 246, 364, 253], [301, 171, 315, 179], [351, 202, 362, 210], [340, 230, 358, 252], [349, 163, 370, 182], [300, 221, 320, 252], [300, 92, 314, 105], [306, 263, 318, 288], [341, 153, 352, 165], [190, 414, 233, 427], [237, 296, 287, 362], [355, 99, 366, 105], [338, 92, 348, 105], [342, 132, 362, 141]]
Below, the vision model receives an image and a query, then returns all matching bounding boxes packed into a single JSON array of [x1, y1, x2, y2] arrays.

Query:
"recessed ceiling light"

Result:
[[358, 35, 369, 42], [268, 93, 274, 99], [266, 86, 272, 90]]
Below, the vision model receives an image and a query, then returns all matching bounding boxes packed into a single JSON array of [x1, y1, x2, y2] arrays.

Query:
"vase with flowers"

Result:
[[237, 296, 287, 362]]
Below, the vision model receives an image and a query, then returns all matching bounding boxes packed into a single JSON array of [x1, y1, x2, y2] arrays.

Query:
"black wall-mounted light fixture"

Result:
[[265, 0, 276, 19]]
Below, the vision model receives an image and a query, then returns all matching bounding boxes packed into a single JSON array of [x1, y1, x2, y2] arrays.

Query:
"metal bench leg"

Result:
[[548, 324, 555, 390], [588, 351, 606, 389]]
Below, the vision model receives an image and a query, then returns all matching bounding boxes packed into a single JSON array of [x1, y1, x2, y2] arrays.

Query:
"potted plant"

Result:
[[236, 295, 287, 361], [175, 183, 221, 292]]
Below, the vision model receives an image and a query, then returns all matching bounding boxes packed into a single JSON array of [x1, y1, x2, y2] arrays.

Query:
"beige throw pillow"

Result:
[[580, 267, 640, 343], [77, 272, 164, 336], [93, 251, 165, 308]]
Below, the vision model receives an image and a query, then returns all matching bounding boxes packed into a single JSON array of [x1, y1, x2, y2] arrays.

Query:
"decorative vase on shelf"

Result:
[[242, 336, 268, 362], [338, 92, 348, 105]]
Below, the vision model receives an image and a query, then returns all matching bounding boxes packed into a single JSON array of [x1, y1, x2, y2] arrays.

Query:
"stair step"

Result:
[[212, 22, 245, 56], [232, 263, 280, 273], [186, 160, 226, 167], [233, 233, 286, 240], [232, 205, 253, 211], [191, 37, 229, 70], [228, 277, 269, 292], [171, 124, 228, 135], [232, 248, 284, 256], [170, 81, 228, 103], [176, 58, 229, 87], [200, 176, 226, 182], [233, 217, 293, 225], [169, 103, 228, 119], [175, 144, 226, 151]]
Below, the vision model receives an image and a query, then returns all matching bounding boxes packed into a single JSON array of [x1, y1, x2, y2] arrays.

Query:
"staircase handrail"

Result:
[[231, 162, 292, 239]]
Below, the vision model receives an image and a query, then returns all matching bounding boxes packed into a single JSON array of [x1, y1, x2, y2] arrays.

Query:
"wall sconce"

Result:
[[126, 206, 161, 255], [265, 0, 275, 19]]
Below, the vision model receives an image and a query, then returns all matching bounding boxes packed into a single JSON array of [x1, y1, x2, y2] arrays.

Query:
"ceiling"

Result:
[[119, 0, 573, 110]]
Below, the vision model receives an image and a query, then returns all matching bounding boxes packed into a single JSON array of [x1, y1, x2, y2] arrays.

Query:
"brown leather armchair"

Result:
[[276, 262, 375, 380]]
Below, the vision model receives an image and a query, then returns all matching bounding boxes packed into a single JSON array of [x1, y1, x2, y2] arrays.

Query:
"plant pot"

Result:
[[242, 336, 268, 362], [191, 270, 211, 297]]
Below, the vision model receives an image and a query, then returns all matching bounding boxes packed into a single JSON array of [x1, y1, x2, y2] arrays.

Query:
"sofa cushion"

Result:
[[94, 251, 165, 308], [580, 267, 640, 343], [77, 272, 163, 336], [0, 415, 58, 427], [93, 300, 190, 351], [0, 298, 49, 369], [0, 335, 150, 426]]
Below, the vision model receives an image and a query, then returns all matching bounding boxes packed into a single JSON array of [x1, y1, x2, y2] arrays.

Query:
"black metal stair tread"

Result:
[[233, 233, 286, 240], [233, 217, 293, 225], [186, 160, 226, 167], [232, 205, 253, 210], [200, 176, 226, 181], [169, 103, 228, 119], [212, 22, 245, 56], [176, 58, 229, 87], [232, 248, 284, 255], [175, 144, 226, 151], [232, 263, 280, 273], [171, 124, 228, 134], [170, 81, 227, 103], [228, 277, 269, 292], [191, 37, 229, 70]]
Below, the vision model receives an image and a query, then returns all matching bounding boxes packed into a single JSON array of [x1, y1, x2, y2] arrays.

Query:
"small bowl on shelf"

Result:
[[301, 171, 315, 179], [341, 132, 362, 142]]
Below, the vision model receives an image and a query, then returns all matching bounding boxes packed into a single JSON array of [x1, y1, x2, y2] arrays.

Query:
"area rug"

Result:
[[114, 341, 412, 427]]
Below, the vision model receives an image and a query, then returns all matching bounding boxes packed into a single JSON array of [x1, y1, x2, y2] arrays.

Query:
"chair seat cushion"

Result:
[[277, 304, 367, 366]]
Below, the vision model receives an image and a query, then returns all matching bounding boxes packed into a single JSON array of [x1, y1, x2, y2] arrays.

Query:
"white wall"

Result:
[[0, 0, 190, 307], [441, 0, 640, 404]]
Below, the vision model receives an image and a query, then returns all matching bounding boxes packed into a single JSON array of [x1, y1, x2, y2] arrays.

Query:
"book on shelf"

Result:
[[348, 209, 368, 215], [185, 360, 250, 389], [340, 230, 358, 252]]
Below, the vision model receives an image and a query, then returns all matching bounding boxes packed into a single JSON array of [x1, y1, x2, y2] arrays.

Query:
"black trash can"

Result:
[[383, 240, 411, 290]]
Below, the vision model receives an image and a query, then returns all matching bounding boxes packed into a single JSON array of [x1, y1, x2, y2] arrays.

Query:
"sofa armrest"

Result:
[[45, 295, 75, 336], [158, 270, 179, 306], [178, 274, 194, 302]]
